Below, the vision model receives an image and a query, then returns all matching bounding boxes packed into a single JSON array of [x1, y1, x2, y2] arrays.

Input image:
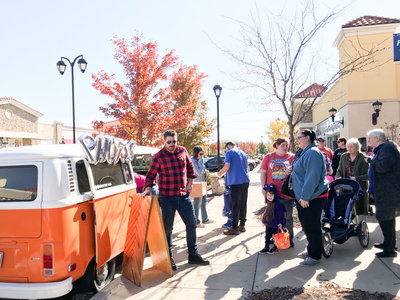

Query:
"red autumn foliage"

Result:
[[209, 141, 257, 155], [209, 142, 218, 154], [238, 142, 258, 155], [92, 35, 199, 146]]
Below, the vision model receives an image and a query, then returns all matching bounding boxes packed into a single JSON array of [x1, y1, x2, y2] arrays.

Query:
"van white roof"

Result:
[[0, 144, 86, 162], [132, 145, 160, 155]]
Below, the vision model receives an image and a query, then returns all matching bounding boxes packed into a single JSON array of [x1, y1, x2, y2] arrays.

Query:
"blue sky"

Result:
[[1, 0, 399, 144]]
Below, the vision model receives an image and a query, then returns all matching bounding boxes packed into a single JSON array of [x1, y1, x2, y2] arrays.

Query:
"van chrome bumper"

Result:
[[0, 277, 72, 299]]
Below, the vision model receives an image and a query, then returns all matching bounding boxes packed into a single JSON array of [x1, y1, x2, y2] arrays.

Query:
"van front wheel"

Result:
[[94, 258, 116, 290], [77, 258, 116, 292]]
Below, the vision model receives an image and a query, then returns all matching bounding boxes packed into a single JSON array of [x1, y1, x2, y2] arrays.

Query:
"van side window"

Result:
[[122, 163, 133, 184], [0, 165, 38, 201], [91, 163, 125, 190], [76, 160, 91, 194]]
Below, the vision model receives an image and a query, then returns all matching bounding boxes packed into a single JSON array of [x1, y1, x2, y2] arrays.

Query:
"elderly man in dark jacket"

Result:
[[367, 129, 400, 258]]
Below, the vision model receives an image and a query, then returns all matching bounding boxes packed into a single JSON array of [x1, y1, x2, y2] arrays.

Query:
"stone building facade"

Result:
[[298, 16, 400, 151], [0, 97, 97, 147], [0, 97, 42, 147]]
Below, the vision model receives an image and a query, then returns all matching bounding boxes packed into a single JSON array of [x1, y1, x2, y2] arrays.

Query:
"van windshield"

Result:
[[91, 162, 130, 190], [0, 165, 38, 201]]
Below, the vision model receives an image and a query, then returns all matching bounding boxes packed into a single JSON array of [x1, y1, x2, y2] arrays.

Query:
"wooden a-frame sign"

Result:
[[122, 195, 173, 286]]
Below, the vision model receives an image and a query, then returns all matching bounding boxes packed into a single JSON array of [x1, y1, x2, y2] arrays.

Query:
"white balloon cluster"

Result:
[[78, 134, 136, 165]]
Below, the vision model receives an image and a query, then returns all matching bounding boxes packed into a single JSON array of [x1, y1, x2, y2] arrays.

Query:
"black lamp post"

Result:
[[328, 107, 344, 127], [213, 84, 222, 171], [372, 100, 382, 125], [57, 55, 87, 144]]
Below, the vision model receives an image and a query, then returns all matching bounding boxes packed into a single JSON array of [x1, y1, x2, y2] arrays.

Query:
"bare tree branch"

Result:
[[217, 0, 388, 149]]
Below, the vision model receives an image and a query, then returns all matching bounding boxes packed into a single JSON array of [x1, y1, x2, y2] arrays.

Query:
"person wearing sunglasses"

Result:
[[191, 146, 213, 228], [292, 129, 328, 266], [141, 130, 209, 270]]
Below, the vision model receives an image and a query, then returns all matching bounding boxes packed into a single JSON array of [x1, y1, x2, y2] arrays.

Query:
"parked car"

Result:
[[131, 145, 160, 175], [204, 156, 225, 172], [247, 155, 257, 171], [248, 154, 261, 166], [205, 155, 257, 172]]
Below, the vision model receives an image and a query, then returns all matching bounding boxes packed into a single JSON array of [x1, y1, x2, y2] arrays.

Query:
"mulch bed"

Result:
[[246, 282, 400, 300]]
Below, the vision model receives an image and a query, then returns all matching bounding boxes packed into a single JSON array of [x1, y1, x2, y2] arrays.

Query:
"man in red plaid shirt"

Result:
[[141, 130, 209, 270]]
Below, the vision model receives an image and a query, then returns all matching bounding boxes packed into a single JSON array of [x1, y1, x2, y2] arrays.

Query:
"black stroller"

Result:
[[321, 178, 369, 258]]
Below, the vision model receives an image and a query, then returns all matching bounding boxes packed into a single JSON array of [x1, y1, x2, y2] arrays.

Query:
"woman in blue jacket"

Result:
[[292, 129, 328, 266]]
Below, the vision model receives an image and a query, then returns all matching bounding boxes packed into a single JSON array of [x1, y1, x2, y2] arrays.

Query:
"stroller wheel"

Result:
[[358, 220, 369, 248], [322, 231, 334, 258]]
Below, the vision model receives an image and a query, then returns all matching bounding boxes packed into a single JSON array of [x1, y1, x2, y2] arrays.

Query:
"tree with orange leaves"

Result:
[[238, 142, 257, 155], [209, 142, 218, 155], [92, 35, 199, 146], [172, 66, 215, 151]]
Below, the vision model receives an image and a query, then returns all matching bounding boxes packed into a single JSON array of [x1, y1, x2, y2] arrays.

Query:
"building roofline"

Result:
[[0, 97, 43, 118]]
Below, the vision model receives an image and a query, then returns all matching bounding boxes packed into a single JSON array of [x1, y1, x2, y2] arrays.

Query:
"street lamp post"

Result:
[[213, 85, 222, 171], [57, 55, 87, 143]]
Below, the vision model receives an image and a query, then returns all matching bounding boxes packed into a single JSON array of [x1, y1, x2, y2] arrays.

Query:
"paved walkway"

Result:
[[92, 166, 400, 300]]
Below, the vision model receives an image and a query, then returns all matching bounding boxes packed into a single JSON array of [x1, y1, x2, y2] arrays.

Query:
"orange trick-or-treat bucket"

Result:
[[273, 228, 290, 249]]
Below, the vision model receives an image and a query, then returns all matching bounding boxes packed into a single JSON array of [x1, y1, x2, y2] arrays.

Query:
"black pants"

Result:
[[378, 218, 396, 253], [296, 197, 326, 260], [230, 182, 249, 229], [265, 226, 278, 247]]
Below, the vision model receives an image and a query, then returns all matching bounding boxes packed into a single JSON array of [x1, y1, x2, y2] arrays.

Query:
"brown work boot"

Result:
[[238, 225, 246, 232], [224, 227, 240, 235]]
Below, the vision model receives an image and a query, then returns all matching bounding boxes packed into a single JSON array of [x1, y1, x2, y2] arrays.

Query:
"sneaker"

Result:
[[259, 247, 270, 254], [196, 223, 205, 228], [238, 225, 246, 232], [376, 251, 398, 258], [222, 220, 232, 229], [170, 257, 177, 271], [266, 246, 278, 255], [188, 252, 210, 265], [299, 257, 320, 266], [202, 220, 214, 224], [297, 251, 308, 259], [223, 227, 240, 235]]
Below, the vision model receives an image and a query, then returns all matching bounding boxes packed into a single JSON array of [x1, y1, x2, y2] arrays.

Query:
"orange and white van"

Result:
[[0, 135, 139, 299]]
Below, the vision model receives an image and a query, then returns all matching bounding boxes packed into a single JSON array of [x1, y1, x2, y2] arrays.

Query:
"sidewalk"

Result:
[[92, 167, 400, 300]]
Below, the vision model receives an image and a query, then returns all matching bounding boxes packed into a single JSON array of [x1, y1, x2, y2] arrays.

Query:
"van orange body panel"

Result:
[[0, 210, 41, 238], [0, 201, 96, 283], [94, 190, 135, 268]]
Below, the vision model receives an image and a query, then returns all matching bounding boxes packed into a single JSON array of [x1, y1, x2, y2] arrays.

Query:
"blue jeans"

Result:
[[158, 193, 198, 256], [193, 195, 209, 224]]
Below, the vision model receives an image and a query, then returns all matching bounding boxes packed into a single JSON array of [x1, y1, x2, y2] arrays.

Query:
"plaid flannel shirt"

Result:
[[145, 145, 196, 196]]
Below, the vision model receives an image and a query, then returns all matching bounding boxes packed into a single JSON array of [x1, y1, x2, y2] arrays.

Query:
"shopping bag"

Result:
[[273, 228, 290, 250], [190, 182, 207, 198]]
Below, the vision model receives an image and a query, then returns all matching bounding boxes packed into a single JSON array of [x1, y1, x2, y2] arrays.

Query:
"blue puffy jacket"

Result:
[[292, 143, 328, 202]]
